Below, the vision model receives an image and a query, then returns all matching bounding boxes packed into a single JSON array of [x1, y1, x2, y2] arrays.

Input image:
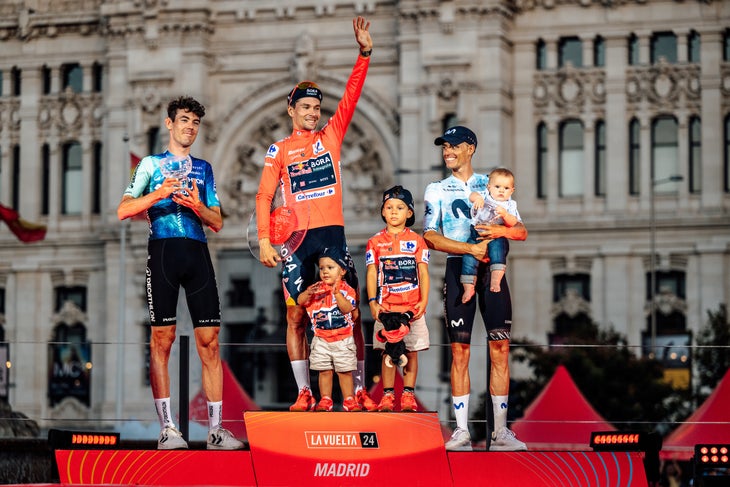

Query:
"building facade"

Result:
[[0, 0, 728, 432]]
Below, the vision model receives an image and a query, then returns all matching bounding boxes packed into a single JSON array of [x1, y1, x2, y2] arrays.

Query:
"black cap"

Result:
[[287, 81, 323, 107], [381, 185, 415, 227], [319, 247, 348, 271], [434, 125, 478, 148]]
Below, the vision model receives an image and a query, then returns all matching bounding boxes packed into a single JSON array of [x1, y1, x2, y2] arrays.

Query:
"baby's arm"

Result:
[[296, 282, 321, 306], [469, 191, 485, 211], [495, 205, 519, 227]]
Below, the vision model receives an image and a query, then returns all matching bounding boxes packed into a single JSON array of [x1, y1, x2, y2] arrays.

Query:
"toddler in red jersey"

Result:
[[298, 247, 362, 412], [366, 186, 430, 412]]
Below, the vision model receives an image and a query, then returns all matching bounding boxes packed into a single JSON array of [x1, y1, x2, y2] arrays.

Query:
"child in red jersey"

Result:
[[366, 186, 430, 412], [298, 247, 362, 412]]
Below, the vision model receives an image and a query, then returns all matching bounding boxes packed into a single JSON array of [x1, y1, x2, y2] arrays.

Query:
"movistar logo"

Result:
[[500, 402, 507, 410], [450, 319, 464, 328], [453, 401, 466, 410]]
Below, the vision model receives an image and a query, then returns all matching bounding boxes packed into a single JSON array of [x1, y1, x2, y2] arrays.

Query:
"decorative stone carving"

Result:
[[52, 301, 88, 328], [291, 32, 320, 83], [533, 67, 605, 117], [551, 288, 592, 319], [626, 62, 702, 113]]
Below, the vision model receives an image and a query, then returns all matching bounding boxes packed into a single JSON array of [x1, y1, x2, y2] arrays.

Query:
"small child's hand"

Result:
[[369, 301, 381, 321], [413, 300, 427, 320], [470, 192, 485, 211], [495, 205, 508, 218]]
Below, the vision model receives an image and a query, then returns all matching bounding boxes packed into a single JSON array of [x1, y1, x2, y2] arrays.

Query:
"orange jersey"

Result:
[[256, 55, 370, 238], [365, 228, 430, 313]]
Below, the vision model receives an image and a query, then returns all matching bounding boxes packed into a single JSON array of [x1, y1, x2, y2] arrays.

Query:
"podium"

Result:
[[53, 412, 649, 486], [245, 411, 451, 486]]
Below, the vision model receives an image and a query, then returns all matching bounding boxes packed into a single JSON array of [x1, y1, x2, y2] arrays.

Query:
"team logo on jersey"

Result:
[[421, 249, 430, 263], [399, 240, 417, 253], [312, 140, 325, 155], [365, 249, 374, 265], [266, 144, 279, 159]]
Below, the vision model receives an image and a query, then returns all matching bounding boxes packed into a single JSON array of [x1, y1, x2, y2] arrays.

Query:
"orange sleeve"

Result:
[[325, 54, 370, 143], [255, 145, 283, 240]]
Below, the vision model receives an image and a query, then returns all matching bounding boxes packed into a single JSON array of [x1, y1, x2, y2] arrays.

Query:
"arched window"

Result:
[[49, 287, 90, 407], [551, 273, 592, 342], [628, 34, 640, 66], [62, 141, 83, 215], [689, 117, 701, 194], [92, 62, 103, 93], [651, 32, 677, 64], [629, 118, 641, 195], [559, 119, 583, 197], [41, 144, 50, 215], [595, 120, 606, 196], [92, 142, 102, 214], [61, 63, 83, 93], [558, 37, 582, 68], [688, 30, 701, 63], [593, 36, 605, 67], [536, 39, 547, 70], [537, 122, 547, 199], [651, 116, 679, 193], [725, 115, 730, 193]]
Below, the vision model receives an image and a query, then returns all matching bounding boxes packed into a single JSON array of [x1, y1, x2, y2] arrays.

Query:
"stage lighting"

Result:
[[591, 431, 662, 485], [590, 431, 660, 452], [48, 429, 120, 449], [694, 444, 730, 486]]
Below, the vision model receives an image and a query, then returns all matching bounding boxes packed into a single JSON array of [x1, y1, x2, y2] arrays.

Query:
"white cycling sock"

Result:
[[208, 400, 222, 431], [492, 395, 509, 433], [154, 397, 174, 429], [452, 394, 470, 430], [291, 360, 310, 391]]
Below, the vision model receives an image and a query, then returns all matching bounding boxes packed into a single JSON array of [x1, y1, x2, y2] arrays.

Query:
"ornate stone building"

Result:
[[0, 0, 728, 432]]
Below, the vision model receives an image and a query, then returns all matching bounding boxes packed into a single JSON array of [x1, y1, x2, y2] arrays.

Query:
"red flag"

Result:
[[130, 152, 141, 173], [0, 203, 47, 243]]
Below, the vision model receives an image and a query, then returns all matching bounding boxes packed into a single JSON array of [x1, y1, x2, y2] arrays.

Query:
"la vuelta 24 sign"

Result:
[[244, 411, 451, 486]]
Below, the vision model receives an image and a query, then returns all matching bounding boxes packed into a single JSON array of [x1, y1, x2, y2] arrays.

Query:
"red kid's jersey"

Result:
[[304, 281, 357, 342], [256, 55, 370, 238], [365, 228, 430, 313]]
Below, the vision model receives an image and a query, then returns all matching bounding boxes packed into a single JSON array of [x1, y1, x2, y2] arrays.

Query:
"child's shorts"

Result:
[[309, 335, 357, 373], [372, 315, 430, 352]]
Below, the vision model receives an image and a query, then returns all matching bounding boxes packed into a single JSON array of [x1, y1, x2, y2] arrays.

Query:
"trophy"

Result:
[[159, 154, 193, 194]]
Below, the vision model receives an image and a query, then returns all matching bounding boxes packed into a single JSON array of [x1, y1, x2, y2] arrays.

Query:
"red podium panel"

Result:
[[55, 449, 256, 486], [448, 450, 648, 487], [245, 411, 451, 486]]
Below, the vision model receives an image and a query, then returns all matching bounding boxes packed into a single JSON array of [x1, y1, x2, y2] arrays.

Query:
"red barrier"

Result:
[[55, 449, 256, 486], [448, 450, 648, 487]]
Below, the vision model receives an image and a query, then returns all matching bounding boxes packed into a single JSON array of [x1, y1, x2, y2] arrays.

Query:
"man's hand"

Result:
[[468, 239, 490, 262], [475, 222, 528, 241], [171, 179, 200, 210], [259, 238, 281, 267], [353, 16, 372, 51]]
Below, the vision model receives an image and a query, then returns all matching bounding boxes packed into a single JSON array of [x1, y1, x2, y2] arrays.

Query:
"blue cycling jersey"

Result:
[[124, 151, 220, 242], [423, 173, 489, 255]]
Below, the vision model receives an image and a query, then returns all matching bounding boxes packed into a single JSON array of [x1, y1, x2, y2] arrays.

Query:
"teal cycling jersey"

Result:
[[124, 151, 220, 242], [423, 173, 489, 255]]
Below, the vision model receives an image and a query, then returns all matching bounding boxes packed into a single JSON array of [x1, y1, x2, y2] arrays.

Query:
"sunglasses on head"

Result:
[[288, 81, 321, 103]]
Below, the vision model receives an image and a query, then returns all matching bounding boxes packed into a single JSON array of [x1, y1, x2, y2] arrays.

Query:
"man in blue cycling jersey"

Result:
[[424, 125, 528, 452], [117, 96, 242, 451]]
